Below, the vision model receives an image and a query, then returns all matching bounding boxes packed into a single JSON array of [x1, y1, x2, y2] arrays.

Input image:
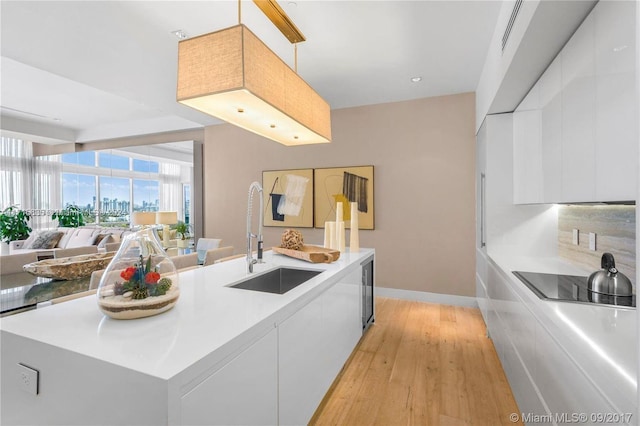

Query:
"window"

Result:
[[62, 173, 97, 224], [99, 153, 129, 170], [133, 179, 159, 212], [62, 152, 95, 166], [133, 159, 159, 174], [99, 177, 130, 226], [58, 148, 188, 227]]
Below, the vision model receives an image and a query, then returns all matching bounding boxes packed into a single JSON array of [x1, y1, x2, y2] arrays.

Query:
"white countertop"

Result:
[[0, 248, 374, 381], [488, 251, 637, 414]]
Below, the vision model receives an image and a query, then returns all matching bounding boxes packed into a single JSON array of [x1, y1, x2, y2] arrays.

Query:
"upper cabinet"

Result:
[[513, 0, 637, 204]]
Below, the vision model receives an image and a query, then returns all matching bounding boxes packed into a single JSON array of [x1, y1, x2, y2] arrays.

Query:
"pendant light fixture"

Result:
[[176, 0, 331, 146]]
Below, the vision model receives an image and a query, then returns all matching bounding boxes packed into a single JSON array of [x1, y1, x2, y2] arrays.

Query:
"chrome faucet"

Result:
[[246, 181, 264, 273]]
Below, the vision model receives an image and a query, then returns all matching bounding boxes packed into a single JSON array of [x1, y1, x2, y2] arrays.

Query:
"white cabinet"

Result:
[[279, 267, 362, 425], [561, 12, 596, 202], [539, 56, 563, 203], [594, 0, 637, 201], [181, 328, 278, 425], [513, 1, 637, 203], [513, 86, 543, 204], [279, 293, 325, 424], [482, 257, 618, 421], [534, 322, 614, 418]]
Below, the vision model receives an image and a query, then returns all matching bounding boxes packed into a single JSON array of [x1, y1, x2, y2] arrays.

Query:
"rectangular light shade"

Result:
[[156, 211, 178, 225], [131, 212, 156, 226], [177, 24, 331, 146]]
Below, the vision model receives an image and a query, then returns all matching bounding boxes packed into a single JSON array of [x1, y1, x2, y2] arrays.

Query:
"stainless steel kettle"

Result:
[[587, 253, 633, 296]]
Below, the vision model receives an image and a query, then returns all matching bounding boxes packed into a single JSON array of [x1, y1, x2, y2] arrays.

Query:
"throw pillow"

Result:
[[96, 234, 114, 249], [27, 231, 65, 249], [92, 233, 111, 246], [21, 231, 40, 248]]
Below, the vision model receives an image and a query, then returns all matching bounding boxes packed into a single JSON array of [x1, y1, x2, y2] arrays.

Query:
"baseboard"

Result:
[[376, 287, 478, 308]]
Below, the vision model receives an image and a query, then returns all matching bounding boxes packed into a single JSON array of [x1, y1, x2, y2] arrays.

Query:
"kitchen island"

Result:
[[1, 248, 374, 425]]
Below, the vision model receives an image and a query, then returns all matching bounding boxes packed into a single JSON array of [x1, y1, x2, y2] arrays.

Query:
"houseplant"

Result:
[[52, 204, 85, 227], [174, 221, 190, 248], [0, 206, 32, 255]]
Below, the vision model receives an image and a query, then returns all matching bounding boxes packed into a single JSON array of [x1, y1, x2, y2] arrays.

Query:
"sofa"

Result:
[[9, 226, 134, 256]]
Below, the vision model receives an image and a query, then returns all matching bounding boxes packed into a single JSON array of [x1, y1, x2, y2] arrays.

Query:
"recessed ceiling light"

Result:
[[171, 30, 188, 40], [612, 45, 628, 52], [411, 77, 422, 83], [288, 2, 297, 7]]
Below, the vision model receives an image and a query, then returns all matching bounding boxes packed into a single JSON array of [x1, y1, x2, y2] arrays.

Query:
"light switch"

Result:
[[17, 363, 39, 395], [572, 229, 579, 245], [589, 233, 597, 251]]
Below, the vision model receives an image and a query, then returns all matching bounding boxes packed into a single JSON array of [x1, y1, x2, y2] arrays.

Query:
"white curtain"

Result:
[[159, 162, 182, 218], [0, 137, 61, 230]]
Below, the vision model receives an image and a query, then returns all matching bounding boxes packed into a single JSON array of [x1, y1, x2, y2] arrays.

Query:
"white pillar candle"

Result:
[[336, 201, 343, 223], [349, 202, 359, 252], [324, 221, 336, 249], [336, 221, 346, 253]]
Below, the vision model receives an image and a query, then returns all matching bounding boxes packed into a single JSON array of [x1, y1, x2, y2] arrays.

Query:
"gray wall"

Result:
[[202, 93, 476, 296]]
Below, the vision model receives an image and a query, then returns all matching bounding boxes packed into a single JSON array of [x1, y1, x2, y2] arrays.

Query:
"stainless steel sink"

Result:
[[229, 267, 322, 295]]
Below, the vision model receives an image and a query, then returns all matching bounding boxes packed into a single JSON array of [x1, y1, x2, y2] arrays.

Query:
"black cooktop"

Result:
[[512, 271, 635, 308]]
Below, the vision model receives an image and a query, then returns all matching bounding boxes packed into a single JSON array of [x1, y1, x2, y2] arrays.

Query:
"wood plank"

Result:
[[340, 298, 412, 424], [312, 297, 522, 425], [439, 305, 471, 421]]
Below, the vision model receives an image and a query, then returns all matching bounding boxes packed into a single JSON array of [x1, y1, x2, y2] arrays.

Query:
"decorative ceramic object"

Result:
[[336, 221, 346, 253], [24, 252, 116, 280], [349, 202, 359, 252], [97, 229, 179, 320], [324, 221, 336, 249]]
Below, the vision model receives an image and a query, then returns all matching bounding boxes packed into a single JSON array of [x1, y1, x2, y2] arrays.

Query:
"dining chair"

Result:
[[171, 252, 199, 271], [203, 246, 234, 267], [196, 238, 222, 264]]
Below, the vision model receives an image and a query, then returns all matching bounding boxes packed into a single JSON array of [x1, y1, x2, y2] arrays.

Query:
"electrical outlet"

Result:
[[572, 229, 579, 245], [589, 233, 597, 251], [17, 363, 38, 395]]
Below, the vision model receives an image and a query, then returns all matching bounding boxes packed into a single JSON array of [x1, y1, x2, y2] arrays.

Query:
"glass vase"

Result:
[[97, 228, 180, 320]]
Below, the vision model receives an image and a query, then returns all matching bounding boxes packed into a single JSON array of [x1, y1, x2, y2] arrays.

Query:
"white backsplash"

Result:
[[558, 205, 635, 286]]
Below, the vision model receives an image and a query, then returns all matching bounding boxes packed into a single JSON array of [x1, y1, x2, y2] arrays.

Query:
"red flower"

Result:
[[145, 272, 161, 285], [120, 267, 137, 281]]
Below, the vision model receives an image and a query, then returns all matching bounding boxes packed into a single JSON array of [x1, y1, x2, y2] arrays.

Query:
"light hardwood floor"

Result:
[[310, 297, 523, 426]]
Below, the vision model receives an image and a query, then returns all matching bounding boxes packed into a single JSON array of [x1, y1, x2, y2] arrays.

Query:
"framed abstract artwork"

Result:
[[262, 169, 314, 228], [314, 165, 374, 230]]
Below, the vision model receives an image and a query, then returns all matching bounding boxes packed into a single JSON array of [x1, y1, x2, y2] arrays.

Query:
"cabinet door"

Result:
[[181, 329, 278, 425], [594, 0, 637, 201], [280, 269, 363, 425], [535, 323, 615, 417], [561, 13, 596, 202], [279, 295, 325, 425], [322, 268, 362, 387], [539, 56, 563, 203], [513, 84, 543, 204]]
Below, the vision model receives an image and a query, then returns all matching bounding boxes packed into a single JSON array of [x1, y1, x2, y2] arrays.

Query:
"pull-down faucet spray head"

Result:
[[246, 182, 264, 273]]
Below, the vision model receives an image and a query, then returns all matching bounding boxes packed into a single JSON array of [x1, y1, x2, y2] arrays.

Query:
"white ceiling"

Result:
[[0, 0, 502, 145]]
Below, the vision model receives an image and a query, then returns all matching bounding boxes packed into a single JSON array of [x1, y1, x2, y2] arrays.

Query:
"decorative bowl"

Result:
[[23, 252, 116, 281]]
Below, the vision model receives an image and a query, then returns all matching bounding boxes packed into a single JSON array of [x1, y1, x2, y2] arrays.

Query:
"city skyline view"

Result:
[[62, 152, 161, 215], [62, 174, 160, 212]]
